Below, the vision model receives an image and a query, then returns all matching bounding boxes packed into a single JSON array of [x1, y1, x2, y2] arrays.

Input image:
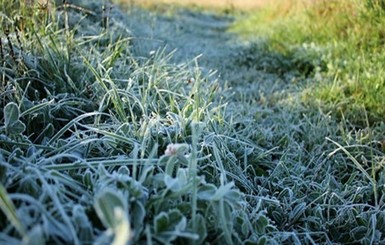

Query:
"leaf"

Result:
[[4, 102, 20, 127], [258, 236, 268, 245], [117, 166, 130, 176], [235, 215, 249, 236], [154, 209, 186, 233], [94, 189, 132, 245], [254, 215, 269, 234], [165, 157, 177, 176], [73, 205, 93, 244], [6, 120, 26, 135], [197, 184, 217, 201], [3, 102, 26, 135], [82, 169, 94, 189], [271, 210, 284, 224], [168, 209, 186, 231], [20, 99, 54, 117], [164, 168, 188, 192], [154, 209, 192, 243], [112, 208, 132, 245], [211, 182, 235, 201], [290, 202, 306, 223], [131, 201, 146, 236], [191, 214, 207, 244], [94, 189, 126, 230], [23, 225, 45, 245], [350, 226, 367, 241], [154, 212, 169, 233], [224, 189, 243, 203]]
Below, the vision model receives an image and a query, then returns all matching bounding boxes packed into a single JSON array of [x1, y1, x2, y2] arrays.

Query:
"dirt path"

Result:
[[126, 9, 236, 66], [128, 10, 288, 86], [126, 0, 268, 10], [124, 7, 292, 101]]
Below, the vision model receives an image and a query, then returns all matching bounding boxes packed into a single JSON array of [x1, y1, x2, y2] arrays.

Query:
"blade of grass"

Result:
[[326, 137, 378, 207], [0, 183, 26, 237], [48, 112, 105, 145]]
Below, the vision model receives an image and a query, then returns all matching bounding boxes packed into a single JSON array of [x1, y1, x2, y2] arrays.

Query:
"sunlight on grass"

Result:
[[232, 0, 385, 125]]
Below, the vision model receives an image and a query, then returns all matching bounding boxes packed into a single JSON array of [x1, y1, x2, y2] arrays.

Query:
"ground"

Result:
[[127, 0, 269, 10], [124, 6, 295, 104]]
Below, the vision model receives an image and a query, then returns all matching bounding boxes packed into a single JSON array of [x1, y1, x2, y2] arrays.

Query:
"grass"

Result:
[[231, 0, 385, 126], [1, 0, 385, 244]]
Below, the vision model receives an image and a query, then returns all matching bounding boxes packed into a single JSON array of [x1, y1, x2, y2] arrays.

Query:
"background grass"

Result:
[[1, 0, 385, 244], [231, 0, 385, 126]]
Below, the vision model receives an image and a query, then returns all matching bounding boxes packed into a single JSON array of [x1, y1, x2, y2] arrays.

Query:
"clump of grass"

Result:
[[0, 0, 271, 244], [231, 0, 385, 126]]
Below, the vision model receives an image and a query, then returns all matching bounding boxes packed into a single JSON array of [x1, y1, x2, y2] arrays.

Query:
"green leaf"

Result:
[[6, 120, 26, 135], [351, 226, 367, 240], [211, 182, 235, 201], [168, 209, 186, 231], [255, 215, 269, 234], [20, 99, 54, 117], [164, 168, 188, 192], [131, 201, 146, 232], [82, 169, 94, 189], [154, 209, 186, 234], [4, 102, 20, 127], [73, 205, 93, 244], [290, 202, 306, 223], [197, 184, 217, 201], [258, 236, 268, 245], [224, 189, 243, 203], [94, 189, 132, 245], [191, 214, 207, 244], [154, 212, 169, 233], [94, 189, 126, 230]]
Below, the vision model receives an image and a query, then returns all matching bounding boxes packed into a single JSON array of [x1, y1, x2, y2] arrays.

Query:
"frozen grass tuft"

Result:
[[0, 0, 265, 244]]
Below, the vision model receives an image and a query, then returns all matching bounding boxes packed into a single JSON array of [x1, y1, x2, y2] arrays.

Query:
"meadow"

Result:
[[0, 0, 384, 244]]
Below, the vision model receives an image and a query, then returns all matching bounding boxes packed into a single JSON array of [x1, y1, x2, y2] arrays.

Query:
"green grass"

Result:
[[1, 0, 385, 244], [231, 0, 385, 126]]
